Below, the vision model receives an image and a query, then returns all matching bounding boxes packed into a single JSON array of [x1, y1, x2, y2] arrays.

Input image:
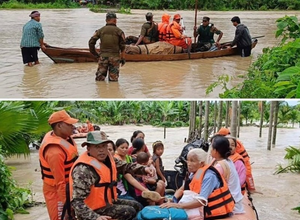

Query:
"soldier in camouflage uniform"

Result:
[[70, 132, 154, 220], [89, 11, 126, 82]]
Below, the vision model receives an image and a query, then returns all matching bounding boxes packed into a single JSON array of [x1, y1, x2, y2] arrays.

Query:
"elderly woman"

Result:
[[160, 148, 234, 220]]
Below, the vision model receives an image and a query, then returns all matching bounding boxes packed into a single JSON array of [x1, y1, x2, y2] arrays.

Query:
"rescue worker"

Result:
[[193, 16, 223, 51], [158, 13, 171, 41], [70, 131, 154, 220], [86, 120, 94, 132], [229, 16, 252, 57], [160, 148, 234, 219], [39, 110, 79, 220], [217, 127, 258, 194], [135, 12, 159, 46], [89, 11, 126, 82], [166, 14, 192, 50]]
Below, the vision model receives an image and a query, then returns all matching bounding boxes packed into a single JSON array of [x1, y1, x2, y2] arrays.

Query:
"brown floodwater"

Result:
[[9, 125, 300, 220], [1, 9, 299, 98]]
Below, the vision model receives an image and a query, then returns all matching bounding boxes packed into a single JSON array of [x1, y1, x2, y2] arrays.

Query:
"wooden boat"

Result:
[[43, 40, 258, 63]]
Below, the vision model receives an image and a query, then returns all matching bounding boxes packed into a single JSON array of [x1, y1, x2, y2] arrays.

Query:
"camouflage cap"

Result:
[[82, 131, 114, 147], [106, 11, 117, 19]]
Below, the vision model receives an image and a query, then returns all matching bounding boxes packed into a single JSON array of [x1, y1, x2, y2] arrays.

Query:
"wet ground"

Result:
[[1, 9, 298, 98], [8, 125, 300, 220]]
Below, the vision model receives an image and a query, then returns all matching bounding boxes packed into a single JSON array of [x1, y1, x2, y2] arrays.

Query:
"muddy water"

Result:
[[9, 125, 300, 220], [1, 9, 299, 98]]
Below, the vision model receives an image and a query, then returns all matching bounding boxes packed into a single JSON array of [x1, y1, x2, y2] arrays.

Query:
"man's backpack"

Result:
[[136, 206, 188, 220]]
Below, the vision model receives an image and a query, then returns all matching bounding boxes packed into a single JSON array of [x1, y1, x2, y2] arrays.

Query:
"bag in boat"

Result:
[[136, 205, 188, 220], [125, 41, 184, 55]]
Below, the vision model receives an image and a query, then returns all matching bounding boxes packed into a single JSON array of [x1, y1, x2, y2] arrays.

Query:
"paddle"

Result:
[[221, 35, 265, 46], [194, 0, 198, 44], [181, 18, 191, 59]]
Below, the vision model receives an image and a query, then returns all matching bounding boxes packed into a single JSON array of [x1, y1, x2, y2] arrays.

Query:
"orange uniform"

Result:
[[158, 13, 170, 41], [39, 131, 78, 220], [86, 121, 94, 132], [166, 20, 191, 49]]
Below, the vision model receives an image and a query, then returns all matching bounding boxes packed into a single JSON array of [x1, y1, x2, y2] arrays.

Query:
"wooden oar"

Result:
[[220, 35, 265, 46], [194, 0, 198, 43], [181, 18, 191, 58]]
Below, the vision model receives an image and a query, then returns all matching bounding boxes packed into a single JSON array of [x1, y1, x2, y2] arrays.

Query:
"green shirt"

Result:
[[20, 19, 44, 48], [89, 24, 125, 58]]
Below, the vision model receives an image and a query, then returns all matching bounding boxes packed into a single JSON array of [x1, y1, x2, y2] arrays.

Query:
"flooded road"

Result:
[[1, 9, 298, 98], [9, 125, 300, 220]]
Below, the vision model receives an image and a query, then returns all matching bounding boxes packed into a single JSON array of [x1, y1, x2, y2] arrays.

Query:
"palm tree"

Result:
[[0, 101, 52, 156]]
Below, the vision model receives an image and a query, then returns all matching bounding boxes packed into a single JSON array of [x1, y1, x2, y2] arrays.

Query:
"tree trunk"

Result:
[[231, 101, 238, 138], [259, 101, 264, 138], [272, 101, 279, 146], [204, 101, 210, 141], [225, 101, 230, 127], [217, 101, 223, 130], [267, 101, 275, 150], [198, 101, 203, 138], [213, 101, 218, 133], [237, 101, 241, 138], [188, 101, 197, 142]]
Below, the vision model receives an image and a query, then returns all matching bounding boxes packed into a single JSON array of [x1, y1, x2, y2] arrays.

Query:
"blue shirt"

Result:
[[190, 169, 220, 199], [20, 19, 44, 48]]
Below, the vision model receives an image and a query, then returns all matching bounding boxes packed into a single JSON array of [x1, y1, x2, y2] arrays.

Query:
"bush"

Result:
[[0, 148, 33, 220]]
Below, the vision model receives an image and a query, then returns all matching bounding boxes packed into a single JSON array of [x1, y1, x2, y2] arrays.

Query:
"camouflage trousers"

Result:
[[95, 56, 120, 81], [95, 198, 142, 220]]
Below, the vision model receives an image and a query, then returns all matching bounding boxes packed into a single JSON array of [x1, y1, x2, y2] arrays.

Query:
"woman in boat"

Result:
[[210, 135, 245, 214], [114, 138, 149, 201], [160, 148, 234, 220], [217, 127, 258, 193], [128, 130, 151, 158], [226, 135, 247, 195]]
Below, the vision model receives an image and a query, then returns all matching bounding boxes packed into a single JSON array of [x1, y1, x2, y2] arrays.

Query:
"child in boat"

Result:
[[130, 138, 146, 162], [210, 135, 245, 214], [152, 141, 167, 185], [135, 152, 165, 206]]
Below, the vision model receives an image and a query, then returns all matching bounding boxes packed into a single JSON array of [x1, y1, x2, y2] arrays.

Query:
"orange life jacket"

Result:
[[236, 139, 249, 160], [69, 151, 117, 210], [166, 21, 182, 41], [235, 139, 256, 190], [158, 23, 168, 41], [39, 131, 78, 186], [229, 153, 247, 195], [189, 165, 235, 219]]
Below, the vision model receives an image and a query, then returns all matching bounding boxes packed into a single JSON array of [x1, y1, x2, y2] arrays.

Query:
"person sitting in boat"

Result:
[[134, 12, 159, 46], [86, 120, 94, 132], [226, 135, 247, 195], [210, 135, 245, 214], [217, 127, 259, 194], [160, 148, 234, 220], [158, 13, 171, 41], [135, 152, 165, 206], [166, 14, 192, 50], [193, 16, 223, 52]]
